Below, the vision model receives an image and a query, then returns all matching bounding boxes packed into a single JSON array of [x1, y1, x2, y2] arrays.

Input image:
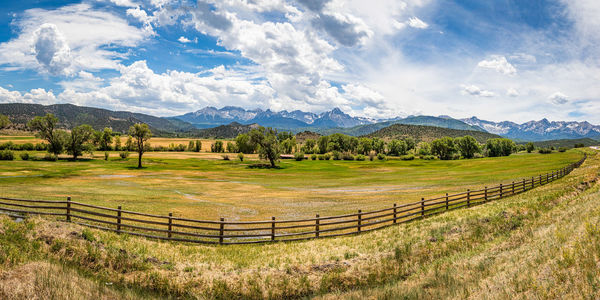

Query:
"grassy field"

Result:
[[0, 149, 582, 221], [0, 149, 596, 299]]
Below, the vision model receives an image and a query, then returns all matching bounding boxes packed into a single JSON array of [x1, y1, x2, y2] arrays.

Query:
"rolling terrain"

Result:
[[364, 123, 501, 143]]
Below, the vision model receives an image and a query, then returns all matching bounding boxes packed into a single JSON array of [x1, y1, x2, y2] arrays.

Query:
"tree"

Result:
[[317, 136, 329, 154], [486, 138, 516, 157], [128, 123, 151, 168], [99, 127, 113, 151], [188, 141, 195, 152], [403, 137, 416, 152], [195, 140, 202, 152], [280, 136, 296, 154], [211, 141, 224, 153], [417, 141, 431, 156], [66, 124, 94, 160], [387, 139, 408, 156], [125, 136, 134, 151], [226, 141, 237, 153], [0, 114, 11, 129], [249, 127, 281, 167], [357, 138, 373, 155], [431, 137, 457, 160], [372, 138, 385, 154], [27, 113, 67, 156], [300, 139, 317, 154], [455, 136, 481, 159], [526, 142, 535, 153], [114, 136, 122, 151]]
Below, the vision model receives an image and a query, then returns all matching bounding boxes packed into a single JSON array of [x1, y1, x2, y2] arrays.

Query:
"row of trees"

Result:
[[28, 114, 151, 168]]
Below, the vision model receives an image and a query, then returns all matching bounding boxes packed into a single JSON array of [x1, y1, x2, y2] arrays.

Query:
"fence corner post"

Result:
[[315, 214, 320, 238], [66, 197, 71, 222], [168, 212, 173, 239], [357, 210, 362, 232], [271, 216, 276, 241], [219, 217, 224, 245], [117, 205, 122, 234]]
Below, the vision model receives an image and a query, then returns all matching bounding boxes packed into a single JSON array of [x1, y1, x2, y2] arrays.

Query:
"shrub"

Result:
[[526, 142, 535, 153], [119, 151, 129, 159], [0, 142, 13, 150], [342, 152, 354, 161], [377, 153, 386, 161], [400, 154, 415, 161], [538, 148, 552, 154], [294, 152, 305, 161], [35, 143, 47, 151], [574, 143, 585, 148], [20, 143, 34, 151], [323, 153, 331, 160], [332, 151, 342, 160], [317, 155, 325, 160], [222, 154, 230, 160], [43, 153, 57, 161], [369, 151, 376, 161], [211, 141, 224, 153], [356, 154, 366, 161], [558, 147, 567, 152], [104, 152, 109, 160], [226, 142, 237, 153], [422, 155, 436, 160], [238, 153, 244, 161], [19, 152, 29, 160], [0, 150, 14, 160], [311, 154, 317, 160]]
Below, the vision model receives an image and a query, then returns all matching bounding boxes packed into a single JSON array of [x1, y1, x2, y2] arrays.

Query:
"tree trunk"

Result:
[[269, 156, 275, 168], [138, 151, 142, 168]]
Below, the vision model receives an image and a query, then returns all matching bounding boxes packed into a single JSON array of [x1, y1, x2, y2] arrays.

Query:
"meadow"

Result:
[[0, 140, 583, 222], [0, 149, 596, 299]]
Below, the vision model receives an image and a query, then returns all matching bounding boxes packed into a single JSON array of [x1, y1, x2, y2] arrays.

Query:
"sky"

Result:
[[0, 0, 599, 123]]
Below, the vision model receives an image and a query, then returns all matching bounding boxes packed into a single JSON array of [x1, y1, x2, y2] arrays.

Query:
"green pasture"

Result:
[[0, 150, 583, 221]]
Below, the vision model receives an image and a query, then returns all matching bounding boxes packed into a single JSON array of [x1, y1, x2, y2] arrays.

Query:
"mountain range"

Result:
[[0, 103, 598, 142]]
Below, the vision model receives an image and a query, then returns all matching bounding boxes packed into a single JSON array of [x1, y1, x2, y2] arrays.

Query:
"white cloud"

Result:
[[177, 36, 194, 43], [31, 23, 73, 75], [407, 17, 428, 29], [0, 4, 151, 75], [109, 0, 139, 7], [506, 88, 519, 97], [0, 87, 57, 105], [461, 84, 495, 97], [477, 55, 516, 75], [549, 92, 568, 105]]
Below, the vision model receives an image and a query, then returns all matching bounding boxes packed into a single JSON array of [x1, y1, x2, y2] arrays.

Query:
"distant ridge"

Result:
[[365, 123, 501, 143]]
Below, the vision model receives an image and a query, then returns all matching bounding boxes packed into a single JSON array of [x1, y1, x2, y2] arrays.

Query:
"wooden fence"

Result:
[[0, 154, 587, 245]]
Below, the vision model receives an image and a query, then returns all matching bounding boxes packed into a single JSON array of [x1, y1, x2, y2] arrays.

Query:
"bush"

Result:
[[0, 142, 13, 150], [43, 153, 57, 161], [104, 152, 109, 160], [35, 143, 47, 151], [574, 143, 585, 148], [356, 154, 366, 161], [323, 153, 331, 160], [400, 154, 415, 161], [422, 155, 436, 160], [538, 148, 552, 154], [332, 151, 342, 160], [19, 152, 29, 160], [294, 152, 305, 161], [20, 143, 34, 151], [211, 141, 224, 153], [119, 151, 129, 159], [222, 154, 230, 160], [317, 155, 325, 160], [369, 151, 376, 161], [558, 147, 567, 152], [342, 152, 354, 161], [238, 153, 244, 161], [377, 153, 386, 161], [311, 154, 317, 160], [0, 150, 14, 160]]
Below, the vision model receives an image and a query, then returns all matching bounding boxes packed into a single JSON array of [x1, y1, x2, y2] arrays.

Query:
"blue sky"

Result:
[[0, 0, 599, 123]]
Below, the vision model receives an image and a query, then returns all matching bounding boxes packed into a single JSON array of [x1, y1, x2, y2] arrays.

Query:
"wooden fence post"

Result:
[[500, 183, 503, 198], [393, 203, 397, 224], [117, 206, 122, 234], [532, 177, 534, 189], [357, 210, 362, 232], [421, 198, 425, 216], [539, 175, 542, 185], [512, 181, 515, 195], [315, 214, 320, 238], [467, 189, 470, 207], [66, 197, 71, 222], [522, 179, 525, 192], [168, 213, 173, 239], [271, 216, 276, 241], [445, 193, 449, 209], [219, 217, 224, 244], [484, 188, 487, 202]]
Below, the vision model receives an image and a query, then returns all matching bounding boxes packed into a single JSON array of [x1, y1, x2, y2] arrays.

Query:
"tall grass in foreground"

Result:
[[0, 150, 597, 299]]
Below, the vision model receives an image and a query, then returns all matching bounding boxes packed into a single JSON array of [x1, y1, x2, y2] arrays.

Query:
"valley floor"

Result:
[[0, 150, 597, 299]]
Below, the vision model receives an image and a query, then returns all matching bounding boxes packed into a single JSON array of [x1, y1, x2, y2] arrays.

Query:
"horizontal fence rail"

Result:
[[0, 154, 587, 245]]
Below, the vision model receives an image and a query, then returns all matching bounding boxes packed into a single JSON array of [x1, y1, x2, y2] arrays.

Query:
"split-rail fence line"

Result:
[[0, 154, 587, 245]]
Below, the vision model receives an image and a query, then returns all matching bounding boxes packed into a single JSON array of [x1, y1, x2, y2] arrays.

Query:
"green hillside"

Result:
[[195, 122, 259, 139], [524, 138, 599, 149], [365, 123, 501, 143]]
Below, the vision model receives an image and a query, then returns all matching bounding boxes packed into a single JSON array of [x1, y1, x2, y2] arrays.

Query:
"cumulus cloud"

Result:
[[31, 23, 73, 75], [0, 4, 151, 74], [0, 87, 57, 105], [477, 55, 516, 75], [549, 92, 568, 105], [109, 0, 139, 7], [178, 36, 191, 43], [461, 84, 495, 97], [407, 17, 428, 29]]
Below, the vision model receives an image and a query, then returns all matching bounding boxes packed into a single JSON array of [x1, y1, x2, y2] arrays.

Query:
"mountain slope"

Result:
[[462, 117, 600, 141], [0, 103, 195, 135], [365, 123, 501, 143], [195, 122, 259, 139]]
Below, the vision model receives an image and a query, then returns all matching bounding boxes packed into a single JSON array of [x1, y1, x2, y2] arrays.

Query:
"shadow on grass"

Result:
[[247, 163, 283, 169], [125, 166, 148, 170]]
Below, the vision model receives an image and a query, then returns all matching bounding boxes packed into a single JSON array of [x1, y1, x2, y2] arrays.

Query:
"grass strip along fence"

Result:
[[0, 154, 587, 245]]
